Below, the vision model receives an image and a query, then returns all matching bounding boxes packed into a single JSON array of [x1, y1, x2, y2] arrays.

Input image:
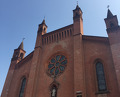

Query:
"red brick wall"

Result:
[[5, 58, 32, 97], [108, 28, 120, 93], [35, 36, 74, 97], [83, 37, 120, 97], [2, 29, 120, 97]]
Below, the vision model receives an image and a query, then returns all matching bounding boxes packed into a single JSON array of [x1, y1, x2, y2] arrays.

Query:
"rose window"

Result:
[[47, 55, 67, 77]]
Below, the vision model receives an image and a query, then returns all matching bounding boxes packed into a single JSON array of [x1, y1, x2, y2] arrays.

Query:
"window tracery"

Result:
[[19, 78, 26, 97], [47, 55, 67, 78], [96, 62, 107, 91]]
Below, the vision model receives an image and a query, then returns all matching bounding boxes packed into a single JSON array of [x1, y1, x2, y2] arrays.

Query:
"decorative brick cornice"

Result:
[[73, 33, 81, 36], [42, 24, 73, 45], [82, 35, 109, 43], [34, 46, 42, 49]]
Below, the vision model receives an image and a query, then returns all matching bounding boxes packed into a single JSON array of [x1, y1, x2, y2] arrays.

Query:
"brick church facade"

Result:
[[1, 5, 120, 97]]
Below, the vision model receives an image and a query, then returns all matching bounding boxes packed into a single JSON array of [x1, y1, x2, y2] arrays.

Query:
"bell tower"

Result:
[[38, 19, 47, 35], [35, 19, 47, 48], [1, 41, 26, 97], [73, 4, 85, 97], [25, 19, 47, 97], [11, 41, 26, 64], [73, 4, 83, 35], [10, 41, 26, 69], [104, 9, 119, 30], [104, 9, 120, 92]]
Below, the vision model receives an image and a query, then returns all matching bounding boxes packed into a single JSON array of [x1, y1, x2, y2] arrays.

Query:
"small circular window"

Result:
[[47, 55, 67, 78]]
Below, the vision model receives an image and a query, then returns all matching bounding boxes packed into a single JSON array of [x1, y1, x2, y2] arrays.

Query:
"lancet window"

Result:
[[96, 62, 107, 91], [19, 78, 26, 97]]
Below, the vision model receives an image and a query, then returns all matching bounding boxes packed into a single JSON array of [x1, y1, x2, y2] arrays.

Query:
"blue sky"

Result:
[[0, 0, 120, 95]]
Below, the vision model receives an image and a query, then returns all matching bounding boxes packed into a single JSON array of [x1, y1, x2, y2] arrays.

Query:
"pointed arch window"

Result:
[[51, 85, 57, 97], [20, 53, 24, 59], [96, 62, 107, 91], [19, 78, 26, 97]]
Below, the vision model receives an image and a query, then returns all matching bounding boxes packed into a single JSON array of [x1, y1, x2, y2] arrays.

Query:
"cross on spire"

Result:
[[44, 16, 45, 20], [77, 1, 78, 5], [107, 5, 110, 9], [22, 38, 25, 42], [107, 6, 113, 18]]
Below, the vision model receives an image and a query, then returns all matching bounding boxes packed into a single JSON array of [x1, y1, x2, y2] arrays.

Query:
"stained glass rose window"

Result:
[[47, 55, 67, 77]]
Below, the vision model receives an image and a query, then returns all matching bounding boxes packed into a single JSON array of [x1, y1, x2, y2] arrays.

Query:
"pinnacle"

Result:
[[39, 19, 47, 28], [73, 4, 82, 13], [42, 19, 45, 24], [18, 41, 24, 50], [76, 4, 80, 9], [107, 9, 113, 18]]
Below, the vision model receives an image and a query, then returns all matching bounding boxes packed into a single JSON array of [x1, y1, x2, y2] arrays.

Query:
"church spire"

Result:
[[73, 4, 83, 35], [73, 4, 83, 19], [18, 41, 24, 50], [73, 4, 82, 13], [11, 41, 26, 62], [104, 9, 118, 30], [38, 19, 47, 35], [107, 9, 113, 18], [42, 19, 45, 24], [39, 19, 47, 28]]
